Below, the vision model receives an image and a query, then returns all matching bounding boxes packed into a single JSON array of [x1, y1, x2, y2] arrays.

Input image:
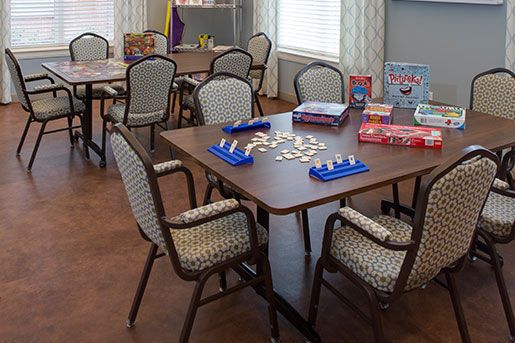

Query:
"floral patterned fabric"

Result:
[[31, 96, 85, 121], [151, 32, 168, 55], [479, 192, 515, 238], [24, 73, 48, 82], [107, 103, 166, 127], [296, 64, 344, 104], [339, 207, 392, 241], [5, 50, 29, 109], [493, 178, 510, 191], [248, 34, 271, 80], [172, 199, 240, 224], [153, 160, 182, 174], [212, 50, 252, 79], [195, 75, 253, 125], [70, 35, 108, 61], [472, 73, 515, 119], [170, 212, 268, 271]]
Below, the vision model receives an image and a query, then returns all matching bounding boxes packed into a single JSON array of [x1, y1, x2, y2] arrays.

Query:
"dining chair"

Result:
[[308, 145, 499, 343], [5, 48, 85, 171], [177, 48, 253, 128], [247, 32, 272, 117], [110, 123, 279, 343], [69, 32, 125, 99], [470, 149, 515, 341], [100, 55, 176, 167], [293, 61, 346, 255], [470, 68, 515, 120]]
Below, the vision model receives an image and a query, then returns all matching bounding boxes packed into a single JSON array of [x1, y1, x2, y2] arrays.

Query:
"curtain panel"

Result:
[[507, 0, 514, 71], [0, 0, 11, 104]]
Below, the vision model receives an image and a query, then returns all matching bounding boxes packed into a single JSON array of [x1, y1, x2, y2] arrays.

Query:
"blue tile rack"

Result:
[[222, 121, 271, 134], [208, 142, 254, 166], [309, 159, 369, 182]]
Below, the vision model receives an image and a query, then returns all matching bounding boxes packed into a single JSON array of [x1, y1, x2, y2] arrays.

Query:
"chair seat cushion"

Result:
[[31, 96, 85, 121], [330, 215, 412, 293], [170, 212, 268, 271], [107, 104, 166, 127], [182, 94, 196, 110], [76, 84, 126, 99], [479, 192, 515, 238]]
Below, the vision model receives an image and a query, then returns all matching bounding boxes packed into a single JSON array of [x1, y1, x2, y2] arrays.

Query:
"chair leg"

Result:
[[150, 124, 155, 152], [172, 91, 177, 114], [127, 243, 158, 328], [100, 119, 108, 168], [218, 271, 227, 292], [364, 286, 386, 343], [301, 209, 312, 255], [308, 259, 325, 326], [27, 121, 47, 171], [255, 92, 264, 117], [484, 236, 515, 340], [67, 116, 74, 147], [203, 183, 215, 206], [163, 121, 176, 159], [17, 116, 32, 156], [392, 183, 400, 219], [179, 279, 206, 343], [339, 198, 346, 208], [177, 106, 184, 129], [262, 257, 280, 342], [445, 271, 471, 343]]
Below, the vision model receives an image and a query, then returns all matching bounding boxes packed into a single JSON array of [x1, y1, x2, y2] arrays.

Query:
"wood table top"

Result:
[[161, 107, 515, 215], [42, 51, 264, 86]]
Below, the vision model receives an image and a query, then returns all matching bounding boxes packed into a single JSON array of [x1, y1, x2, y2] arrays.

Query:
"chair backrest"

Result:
[[110, 123, 168, 250], [69, 33, 109, 61], [125, 55, 177, 116], [194, 72, 254, 126], [294, 61, 345, 104], [4, 49, 30, 110], [470, 68, 515, 120], [210, 48, 253, 79], [247, 32, 272, 80], [144, 30, 169, 55], [402, 146, 499, 291]]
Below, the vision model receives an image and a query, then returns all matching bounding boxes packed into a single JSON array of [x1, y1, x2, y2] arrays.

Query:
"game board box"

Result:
[[349, 75, 372, 108], [124, 33, 155, 61], [358, 122, 442, 149], [361, 103, 394, 124], [413, 104, 466, 130], [292, 102, 350, 126], [383, 62, 430, 109]]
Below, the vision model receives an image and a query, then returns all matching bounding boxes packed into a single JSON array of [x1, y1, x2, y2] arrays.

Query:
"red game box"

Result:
[[349, 75, 372, 108], [358, 123, 442, 149]]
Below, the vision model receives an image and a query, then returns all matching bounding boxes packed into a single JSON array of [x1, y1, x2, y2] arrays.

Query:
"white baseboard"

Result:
[[278, 91, 297, 104]]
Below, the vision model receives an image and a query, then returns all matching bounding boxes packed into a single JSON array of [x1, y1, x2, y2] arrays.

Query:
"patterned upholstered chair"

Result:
[[177, 48, 253, 128], [100, 55, 177, 167], [69, 33, 125, 99], [247, 32, 272, 117], [5, 48, 85, 171], [308, 146, 499, 343], [469, 149, 515, 340], [470, 68, 515, 120], [110, 123, 279, 342], [294, 61, 345, 104]]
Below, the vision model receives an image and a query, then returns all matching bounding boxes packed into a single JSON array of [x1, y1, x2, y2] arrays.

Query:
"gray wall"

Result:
[[277, 0, 508, 107]]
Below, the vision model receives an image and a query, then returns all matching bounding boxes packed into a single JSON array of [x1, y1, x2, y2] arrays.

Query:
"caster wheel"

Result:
[[468, 254, 478, 263], [305, 251, 311, 257], [420, 283, 428, 290], [99, 160, 106, 168], [379, 302, 390, 310]]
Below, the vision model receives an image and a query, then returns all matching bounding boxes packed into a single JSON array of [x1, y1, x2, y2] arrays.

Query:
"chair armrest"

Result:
[[178, 76, 200, 89], [154, 160, 183, 177], [339, 207, 392, 242], [493, 178, 510, 191], [102, 85, 120, 97], [170, 199, 240, 225], [26, 83, 70, 95], [24, 73, 53, 83]]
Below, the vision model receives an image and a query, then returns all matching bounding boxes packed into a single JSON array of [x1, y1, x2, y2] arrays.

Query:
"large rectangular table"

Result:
[[41, 52, 264, 165], [160, 105, 515, 341]]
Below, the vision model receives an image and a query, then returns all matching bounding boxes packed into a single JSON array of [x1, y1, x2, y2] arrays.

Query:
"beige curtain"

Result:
[[0, 0, 11, 104], [507, 0, 514, 71], [339, 0, 385, 98], [114, 0, 148, 59], [253, 0, 278, 98]]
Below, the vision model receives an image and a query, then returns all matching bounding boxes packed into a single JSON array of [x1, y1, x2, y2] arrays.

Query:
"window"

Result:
[[11, 0, 114, 49], [278, 0, 341, 60]]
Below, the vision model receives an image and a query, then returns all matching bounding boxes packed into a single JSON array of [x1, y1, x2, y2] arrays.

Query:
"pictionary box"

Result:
[[292, 101, 350, 126], [358, 122, 442, 149], [413, 104, 466, 130], [349, 75, 372, 108], [124, 32, 155, 61], [383, 62, 430, 109], [361, 103, 394, 124]]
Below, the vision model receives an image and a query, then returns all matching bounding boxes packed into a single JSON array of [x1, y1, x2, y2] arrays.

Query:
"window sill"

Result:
[[277, 48, 339, 66], [11, 45, 114, 60]]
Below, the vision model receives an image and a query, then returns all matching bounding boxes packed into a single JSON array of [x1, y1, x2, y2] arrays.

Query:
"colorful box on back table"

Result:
[[361, 103, 394, 124], [124, 33, 155, 61], [383, 62, 430, 109], [358, 123, 442, 149], [292, 102, 350, 126], [413, 104, 466, 130], [349, 75, 372, 108]]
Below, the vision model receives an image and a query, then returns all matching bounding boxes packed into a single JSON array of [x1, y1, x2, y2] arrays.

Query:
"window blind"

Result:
[[11, 0, 115, 48], [278, 0, 341, 59]]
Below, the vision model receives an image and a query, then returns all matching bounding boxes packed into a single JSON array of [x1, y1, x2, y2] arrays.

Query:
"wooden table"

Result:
[[41, 52, 264, 165], [160, 106, 515, 341]]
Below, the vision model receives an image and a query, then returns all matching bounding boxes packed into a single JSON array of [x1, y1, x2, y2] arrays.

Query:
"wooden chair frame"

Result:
[[308, 146, 499, 343], [111, 124, 279, 342], [247, 32, 272, 117], [5, 48, 85, 171]]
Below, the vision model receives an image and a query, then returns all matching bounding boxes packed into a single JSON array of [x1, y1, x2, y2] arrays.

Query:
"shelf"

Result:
[[174, 4, 240, 9]]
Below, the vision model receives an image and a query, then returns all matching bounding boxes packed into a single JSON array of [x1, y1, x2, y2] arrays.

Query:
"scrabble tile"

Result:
[[283, 154, 296, 160], [229, 140, 238, 153], [219, 138, 226, 148], [275, 156, 283, 161], [318, 146, 327, 150], [314, 158, 322, 168], [335, 154, 343, 164], [327, 160, 334, 170], [280, 149, 290, 154], [258, 148, 267, 153]]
